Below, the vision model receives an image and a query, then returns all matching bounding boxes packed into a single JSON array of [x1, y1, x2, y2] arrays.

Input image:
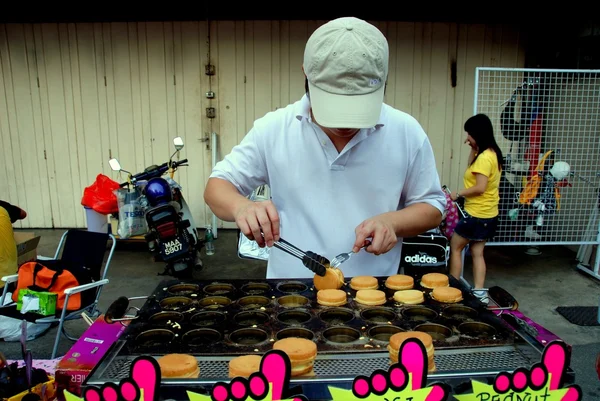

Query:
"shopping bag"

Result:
[[440, 191, 460, 239], [114, 188, 148, 239], [399, 231, 450, 280]]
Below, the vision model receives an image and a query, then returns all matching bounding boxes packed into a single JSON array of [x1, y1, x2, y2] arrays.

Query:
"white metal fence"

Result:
[[473, 67, 600, 280]]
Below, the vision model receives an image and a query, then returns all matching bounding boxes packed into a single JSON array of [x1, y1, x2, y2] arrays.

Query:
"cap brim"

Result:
[[307, 81, 384, 129]]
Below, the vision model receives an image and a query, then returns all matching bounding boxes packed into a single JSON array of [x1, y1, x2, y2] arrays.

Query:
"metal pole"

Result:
[[473, 68, 480, 115], [591, 215, 600, 278], [577, 210, 600, 280], [211, 132, 219, 239]]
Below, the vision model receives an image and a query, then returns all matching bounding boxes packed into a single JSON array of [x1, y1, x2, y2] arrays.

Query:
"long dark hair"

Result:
[[464, 113, 504, 171]]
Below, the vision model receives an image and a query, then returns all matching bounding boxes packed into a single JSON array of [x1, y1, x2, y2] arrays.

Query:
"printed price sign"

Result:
[[64, 340, 582, 401]]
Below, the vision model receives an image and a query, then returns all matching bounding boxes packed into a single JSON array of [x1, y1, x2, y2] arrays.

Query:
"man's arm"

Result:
[[203, 124, 281, 246], [353, 134, 446, 254], [204, 177, 254, 222], [353, 201, 443, 255], [388, 202, 442, 238], [204, 177, 280, 247], [398, 135, 446, 231], [203, 123, 269, 221]]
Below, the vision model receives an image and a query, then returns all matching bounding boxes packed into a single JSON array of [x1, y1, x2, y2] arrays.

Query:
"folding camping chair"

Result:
[[0, 229, 116, 359]]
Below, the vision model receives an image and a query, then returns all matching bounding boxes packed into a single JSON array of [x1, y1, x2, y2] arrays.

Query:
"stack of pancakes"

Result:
[[387, 331, 436, 372], [273, 337, 318, 376], [157, 354, 200, 378], [228, 337, 319, 378]]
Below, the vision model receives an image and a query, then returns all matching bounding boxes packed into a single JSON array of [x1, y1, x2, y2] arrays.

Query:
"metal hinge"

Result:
[[205, 64, 215, 75], [206, 107, 216, 118]]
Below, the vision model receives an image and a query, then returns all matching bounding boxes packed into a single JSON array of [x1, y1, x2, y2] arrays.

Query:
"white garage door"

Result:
[[0, 21, 524, 229]]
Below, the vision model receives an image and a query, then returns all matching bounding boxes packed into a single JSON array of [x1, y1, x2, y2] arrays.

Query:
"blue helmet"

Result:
[[145, 178, 172, 206]]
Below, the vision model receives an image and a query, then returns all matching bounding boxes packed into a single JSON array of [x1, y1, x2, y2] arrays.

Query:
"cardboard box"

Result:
[[55, 314, 129, 400], [7, 376, 56, 401], [14, 231, 41, 266]]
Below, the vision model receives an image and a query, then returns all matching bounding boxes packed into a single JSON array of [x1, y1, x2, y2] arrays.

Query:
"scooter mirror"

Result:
[[109, 158, 121, 171], [173, 137, 184, 150]]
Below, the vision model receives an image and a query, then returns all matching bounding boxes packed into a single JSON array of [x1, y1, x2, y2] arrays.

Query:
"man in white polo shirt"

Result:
[[204, 16, 446, 279]]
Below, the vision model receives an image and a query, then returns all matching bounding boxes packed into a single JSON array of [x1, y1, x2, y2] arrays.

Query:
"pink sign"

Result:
[[63, 340, 582, 401]]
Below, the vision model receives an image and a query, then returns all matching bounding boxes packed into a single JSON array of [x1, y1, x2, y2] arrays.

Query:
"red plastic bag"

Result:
[[81, 174, 120, 215]]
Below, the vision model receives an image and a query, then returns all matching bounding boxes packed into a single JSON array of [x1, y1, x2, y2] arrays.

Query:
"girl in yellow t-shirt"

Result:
[[449, 114, 503, 304]]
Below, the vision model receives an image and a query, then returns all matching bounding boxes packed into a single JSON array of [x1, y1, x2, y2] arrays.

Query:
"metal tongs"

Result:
[[104, 296, 149, 326], [270, 236, 329, 276], [485, 286, 540, 339], [485, 286, 519, 312]]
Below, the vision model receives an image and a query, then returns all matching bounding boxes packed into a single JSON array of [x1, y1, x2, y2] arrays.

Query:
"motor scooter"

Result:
[[108, 137, 203, 278]]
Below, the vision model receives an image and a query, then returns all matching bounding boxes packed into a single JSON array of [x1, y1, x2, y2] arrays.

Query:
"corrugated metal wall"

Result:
[[0, 21, 525, 229]]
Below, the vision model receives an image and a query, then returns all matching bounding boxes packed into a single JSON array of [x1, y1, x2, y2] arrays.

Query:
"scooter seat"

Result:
[[145, 203, 179, 225]]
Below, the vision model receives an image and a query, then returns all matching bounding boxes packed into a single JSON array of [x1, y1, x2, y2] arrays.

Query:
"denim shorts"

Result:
[[454, 212, 498, 242]]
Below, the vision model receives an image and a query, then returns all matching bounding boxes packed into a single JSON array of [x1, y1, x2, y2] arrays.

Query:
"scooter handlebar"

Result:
[[119, 159, 189, 186]]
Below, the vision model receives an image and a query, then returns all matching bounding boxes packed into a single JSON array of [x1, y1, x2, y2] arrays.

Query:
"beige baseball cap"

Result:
[[303, 17, 389, 129]]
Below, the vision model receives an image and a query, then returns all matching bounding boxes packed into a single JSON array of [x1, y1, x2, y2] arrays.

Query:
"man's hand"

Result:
[[354, 216, 397, 255], [352, 205, 442, 255], [235, 200, 280, 248]]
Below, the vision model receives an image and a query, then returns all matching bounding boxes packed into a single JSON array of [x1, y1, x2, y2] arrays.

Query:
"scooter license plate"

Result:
[[162, 238, 186, 256]]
